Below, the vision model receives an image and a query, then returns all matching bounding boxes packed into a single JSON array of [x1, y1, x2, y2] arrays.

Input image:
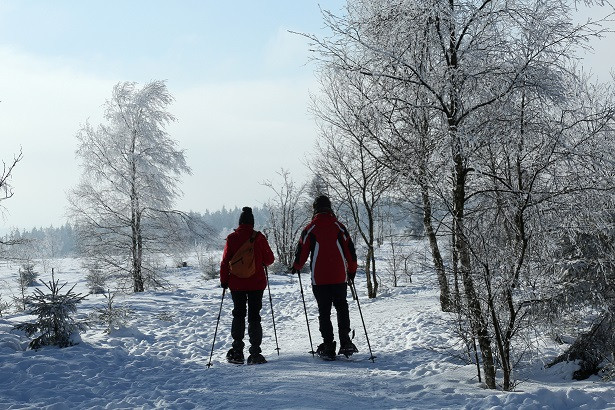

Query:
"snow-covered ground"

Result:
[[0, 248, 614, 409]]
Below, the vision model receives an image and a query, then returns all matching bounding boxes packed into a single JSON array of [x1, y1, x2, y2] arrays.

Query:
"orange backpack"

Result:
[[229, 231, 259, 278]]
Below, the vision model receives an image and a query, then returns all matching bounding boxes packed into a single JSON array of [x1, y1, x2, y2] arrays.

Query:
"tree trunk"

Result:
[[486, 273, 513, 391], [458, 236, 496, 389], [420, 180, 452, 311], [370, 246, 378, 298], [452, 144, 496, 389], [131, 208, 145, 293], [367, 207, 378, 299], [130, 130, 144, 293], [365, 246, 374, 298]]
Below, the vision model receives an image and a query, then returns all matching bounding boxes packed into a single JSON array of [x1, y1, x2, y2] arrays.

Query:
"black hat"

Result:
[[312, 195, 332, 214], [238, 206, 254, 226]]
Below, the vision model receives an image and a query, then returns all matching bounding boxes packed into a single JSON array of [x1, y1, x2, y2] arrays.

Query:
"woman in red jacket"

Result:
[[220, 207, 275, 365], [292, 195, 359, 360]]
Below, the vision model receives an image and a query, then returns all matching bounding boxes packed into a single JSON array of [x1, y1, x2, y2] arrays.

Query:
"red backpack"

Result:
[[229, 231, 259, 278]]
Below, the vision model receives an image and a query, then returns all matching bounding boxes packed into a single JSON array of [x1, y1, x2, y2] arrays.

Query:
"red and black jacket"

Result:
[[292, 212, 358, 285], [220, 224, 275, 291]]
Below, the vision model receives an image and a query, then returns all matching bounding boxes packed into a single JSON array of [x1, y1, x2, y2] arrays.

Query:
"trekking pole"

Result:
[[206, 287, 226, 368], [349, 280, 376, 362], [265, 266, 280, 356], [297, 271, 315, 357]]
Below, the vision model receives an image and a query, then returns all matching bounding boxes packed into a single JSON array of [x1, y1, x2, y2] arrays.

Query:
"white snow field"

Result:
[[0, 247, 614, 409]]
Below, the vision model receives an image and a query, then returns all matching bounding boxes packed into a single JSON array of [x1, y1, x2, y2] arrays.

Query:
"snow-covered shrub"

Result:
[[0, 293, 10, 317], [383, 242, 413, 288], [18, 262, 38, 287], [15, 262, 39, 311], [91, 291, 131, 334], [142, 255, 169, 289], [85, 263, 106, 294], [602, 354, 615, 382], [268, 260, 290, 274], [198, 252, 220, 280], [13, 272, 87, 349], [155, 311, 173, 322]]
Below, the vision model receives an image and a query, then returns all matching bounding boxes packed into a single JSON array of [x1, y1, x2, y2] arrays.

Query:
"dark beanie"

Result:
[[238, 206, 254, 226], [312, 195, 332, 214]]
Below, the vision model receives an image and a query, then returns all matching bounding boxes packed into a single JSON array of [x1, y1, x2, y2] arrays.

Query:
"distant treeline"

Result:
[[191, 206, 269, 234], [2, 206, 269, 258], [2, 201, 423, 259]]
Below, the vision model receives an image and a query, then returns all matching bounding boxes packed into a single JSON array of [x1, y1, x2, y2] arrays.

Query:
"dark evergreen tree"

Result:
[[14, 271, 87, 349]]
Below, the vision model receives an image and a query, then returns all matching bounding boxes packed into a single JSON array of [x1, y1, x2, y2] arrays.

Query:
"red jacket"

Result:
[[220, 225, 275, 291], [292, 212, 358, 285]]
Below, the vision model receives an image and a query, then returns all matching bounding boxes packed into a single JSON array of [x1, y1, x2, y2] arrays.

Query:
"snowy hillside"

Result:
[[1, 247, 614, 409]]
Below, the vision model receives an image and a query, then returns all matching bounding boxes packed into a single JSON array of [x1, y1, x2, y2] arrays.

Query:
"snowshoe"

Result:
[[247, 353, 267, 365], [316, 341, 336, 361], [226, 348, 244, 364], [338, 341, 359, 358]]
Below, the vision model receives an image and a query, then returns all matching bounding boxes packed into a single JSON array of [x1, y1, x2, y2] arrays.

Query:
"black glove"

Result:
[[291, 268, 300, 274], [221, 281, 228, 289], [347, 271, 356, 282]]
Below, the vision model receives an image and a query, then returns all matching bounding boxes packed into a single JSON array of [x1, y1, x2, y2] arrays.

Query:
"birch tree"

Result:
[[462, 66, 615, 388], [305, 0, 613, 389], [310, 68, 397, 298], [263, 169, 311, 270], [68, 81, 191, 293]]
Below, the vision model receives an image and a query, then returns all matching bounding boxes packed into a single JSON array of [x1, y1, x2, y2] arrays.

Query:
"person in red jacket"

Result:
[[292, 195, 359, 360], [220, 207, 275, 365]]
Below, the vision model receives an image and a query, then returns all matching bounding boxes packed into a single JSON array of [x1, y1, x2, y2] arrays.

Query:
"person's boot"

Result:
[[247, 353, 267, 365], [316, 341, 336, 361], [226, 348, 245, 364], [338, 341, 359, 358]]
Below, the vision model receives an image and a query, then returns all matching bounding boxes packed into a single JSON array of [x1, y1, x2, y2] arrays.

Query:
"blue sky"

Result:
[[0, 1, 613, 232], [0, 1, 334, 83]]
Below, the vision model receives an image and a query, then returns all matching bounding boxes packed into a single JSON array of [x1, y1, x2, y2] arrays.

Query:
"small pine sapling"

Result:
[[13, 270, 87, 349], [15, 262, 38, 311], [92, 290, 131, 334], [19, 262, 38, 286], [85, 262, 106, 294], [0, 293, 10, 317]]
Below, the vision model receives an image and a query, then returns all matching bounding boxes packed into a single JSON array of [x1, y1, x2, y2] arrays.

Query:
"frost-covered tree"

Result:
[[68, 81, 192, 292], [14, 271, 87, 349], [0, 149, 23, 247], [15, 261, 38, 311], [18, 262, 37, 287], [462, 68, 615, 387], [0, 292, 9, 317], [310, 68, 397, 298], [91, 290, 131, 334], [305, 0, 614, 390], [85, 261, 106, 295], [0, 149, 22, 209], [263, 169, 311, 270]]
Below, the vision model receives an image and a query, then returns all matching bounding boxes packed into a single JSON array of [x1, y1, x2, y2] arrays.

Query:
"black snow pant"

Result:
[[312, 283, 351, 345], [230, 290, 264, 355]]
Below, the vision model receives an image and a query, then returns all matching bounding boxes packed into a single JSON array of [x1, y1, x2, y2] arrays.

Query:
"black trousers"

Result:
[[230, 290, 264, 355], [312, 283, 351, 345]]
